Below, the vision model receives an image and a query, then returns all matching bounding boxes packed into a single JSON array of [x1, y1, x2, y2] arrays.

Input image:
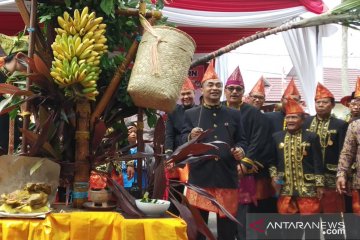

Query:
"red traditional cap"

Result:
[[201, 59, 219, 83], [315, 82, 334, 100], [225, 66, 244, 87], [283, 78, 300, 98], [250, 75, 265, 95], [285, 98, 304, 115], [355, 76, 360, 98], [182, 77, 195, 91], [340, 95, 352, 107]]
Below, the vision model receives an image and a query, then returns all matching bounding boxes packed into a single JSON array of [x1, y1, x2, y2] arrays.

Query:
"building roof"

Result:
[[264, 67, 360, 102]]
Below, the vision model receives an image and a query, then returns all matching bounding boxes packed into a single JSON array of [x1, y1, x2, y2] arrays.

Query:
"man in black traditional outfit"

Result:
[[270, 98, 324, 239], [222, 66, 275, 240], [303, 83, 348, 216], [182, 60, 247, 240], [265, 78, 301, 134], [164, 77, 196, 214]]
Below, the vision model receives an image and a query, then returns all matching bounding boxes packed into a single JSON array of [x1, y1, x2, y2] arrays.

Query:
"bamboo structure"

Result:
[[90, 40, 139, 128], [191, 12, 360, 67], [21, 0, 37, 153], [8, 119, 15, 154], [116, 8, 162, 19], [90, 6, 162, 128], [15, 0, 51, 63], [73, 99, 91, 208]]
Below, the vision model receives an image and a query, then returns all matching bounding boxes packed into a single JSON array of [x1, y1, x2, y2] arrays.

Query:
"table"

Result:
[[0, 212, 188, 240]]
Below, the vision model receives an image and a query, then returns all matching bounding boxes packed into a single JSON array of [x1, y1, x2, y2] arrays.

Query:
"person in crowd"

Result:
[[303, 83, 348, 214], [182, 60, 247, 240], [337, 85, 360, 239], [248, 75, 266, 110], [270, 98, 324, 239], [266, 78, 301, 133], [336, 115, 360, 199], [222, 66, 275, 240], [164, 77, 196, 214], [341, 77, 360, 123], [0, 33, 28, 154], [303, 83, 348, 239], [122, 122, 154, 193]]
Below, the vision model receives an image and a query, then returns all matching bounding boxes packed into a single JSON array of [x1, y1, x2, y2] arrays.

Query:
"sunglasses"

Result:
[[226, 86, 243, 92]]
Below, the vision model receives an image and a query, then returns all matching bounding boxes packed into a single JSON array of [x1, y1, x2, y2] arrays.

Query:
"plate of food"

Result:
[[135, 192, 170, 217], [0, 209, 51, 218], [0, 183, 52, 218]]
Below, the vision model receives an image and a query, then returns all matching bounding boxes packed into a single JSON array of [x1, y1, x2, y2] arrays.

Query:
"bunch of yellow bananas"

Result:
[[50, 7, 107, 101]]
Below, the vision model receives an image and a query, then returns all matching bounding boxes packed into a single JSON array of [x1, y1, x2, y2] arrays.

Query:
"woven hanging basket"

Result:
[[127, 26, 196, 112]]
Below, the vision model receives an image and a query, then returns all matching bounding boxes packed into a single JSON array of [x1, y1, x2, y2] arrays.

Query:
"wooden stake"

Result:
[[21, 0, 37, 153], [73, 99, 91, 208]]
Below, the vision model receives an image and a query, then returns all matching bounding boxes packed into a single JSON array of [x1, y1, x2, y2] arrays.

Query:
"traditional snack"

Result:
[[0, 183, 51, 213]]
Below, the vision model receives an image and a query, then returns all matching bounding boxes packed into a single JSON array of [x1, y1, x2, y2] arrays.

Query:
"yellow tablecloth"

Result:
[[0, 212, 188, 240]]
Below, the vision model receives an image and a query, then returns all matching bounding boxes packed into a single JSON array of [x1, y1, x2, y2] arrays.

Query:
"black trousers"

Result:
[[197, 209, 237, 240]]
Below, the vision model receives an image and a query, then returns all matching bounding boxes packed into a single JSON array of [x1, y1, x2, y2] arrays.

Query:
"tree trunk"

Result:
[[73, 99, 91, 208]]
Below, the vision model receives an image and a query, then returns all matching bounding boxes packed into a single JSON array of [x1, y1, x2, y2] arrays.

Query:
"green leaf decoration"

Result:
[[100, 0, 115, 15]]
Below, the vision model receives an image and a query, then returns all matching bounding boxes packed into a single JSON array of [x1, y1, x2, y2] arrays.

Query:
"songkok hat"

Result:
[[285, 98, 304, 115], [250, 75, 265, 95], [201, 59, 218, 83], [0, 33, 28, 56], [283, 78, 300, 98], [225, 66, 244, 87], [315, 82, 334, 100], [182, 77, 195, 91]]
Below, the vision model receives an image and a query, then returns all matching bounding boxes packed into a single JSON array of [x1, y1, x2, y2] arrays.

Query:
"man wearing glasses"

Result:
[[0, 33, 28, 155], [248, 76, 266, 110], [182, 60, 247, 240], [222, 67, 275, 239]]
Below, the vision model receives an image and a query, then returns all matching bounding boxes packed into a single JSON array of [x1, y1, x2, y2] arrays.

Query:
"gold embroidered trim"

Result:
[[315, 175, 325, 186], [308, 117, 332, 160], [269, 166, 277, 178]]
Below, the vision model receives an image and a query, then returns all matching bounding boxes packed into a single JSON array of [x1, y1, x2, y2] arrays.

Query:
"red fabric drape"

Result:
[[179, 27, 264, 53], [166, 0, 324, 14], [0, 13, 25, 36]]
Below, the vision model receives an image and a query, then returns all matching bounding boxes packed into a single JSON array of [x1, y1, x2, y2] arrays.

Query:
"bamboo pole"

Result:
[[15, 0, 49, 60], [90, 40, 139, 128], [136, 108, 144, 194], [191, 13, 360, 67], [134, 0, 146, 194], [8, 119, 15, 154], [116, 8, 162, 19], [21, 0, 37, 153], [73, 99, 91, 208]]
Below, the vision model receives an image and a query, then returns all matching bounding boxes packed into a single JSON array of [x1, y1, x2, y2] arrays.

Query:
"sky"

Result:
[[221, 0, 360, 93]]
